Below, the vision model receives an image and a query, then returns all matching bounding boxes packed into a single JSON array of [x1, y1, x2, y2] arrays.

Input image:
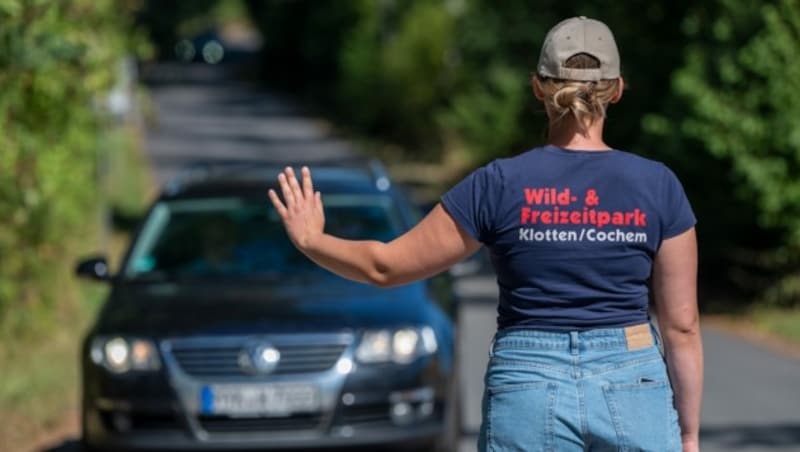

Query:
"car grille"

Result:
[[198, 413, 323, 433], [167, 336, 350, 378]]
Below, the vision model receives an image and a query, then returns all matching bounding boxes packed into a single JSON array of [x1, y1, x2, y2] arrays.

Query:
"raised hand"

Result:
[[268, 166, 325, 251]]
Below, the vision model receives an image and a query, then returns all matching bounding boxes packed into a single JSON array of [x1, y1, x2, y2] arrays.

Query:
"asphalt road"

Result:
[[40, 62, 798, 452], [142, 63, 355, 183]]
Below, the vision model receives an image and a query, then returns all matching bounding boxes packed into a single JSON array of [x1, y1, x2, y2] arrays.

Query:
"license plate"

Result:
[[200, 383, 320, 416]]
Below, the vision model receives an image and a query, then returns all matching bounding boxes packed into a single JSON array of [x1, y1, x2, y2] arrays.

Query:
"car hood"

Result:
[[94, 279, 433, 337]]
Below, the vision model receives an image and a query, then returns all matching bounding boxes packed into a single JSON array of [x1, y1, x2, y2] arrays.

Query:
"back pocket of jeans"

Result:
[[602, 380, 676, 452], [486, 382, 558, 452]]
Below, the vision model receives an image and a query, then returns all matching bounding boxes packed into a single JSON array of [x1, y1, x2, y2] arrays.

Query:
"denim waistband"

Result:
[[491, 322, 661, 352]]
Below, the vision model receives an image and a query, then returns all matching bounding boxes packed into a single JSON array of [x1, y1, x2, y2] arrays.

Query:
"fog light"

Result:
[[390, 402, 414, 426], [112, 412, 132, 433], [418, 401, 434, 418], [341, 393, 355, 405]]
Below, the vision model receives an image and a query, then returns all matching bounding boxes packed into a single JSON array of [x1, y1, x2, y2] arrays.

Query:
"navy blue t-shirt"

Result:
[[441, 145, 696, 331]]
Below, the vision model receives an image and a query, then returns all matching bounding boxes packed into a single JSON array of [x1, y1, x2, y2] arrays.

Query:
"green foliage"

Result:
[[754, 306, 800, 344], [0, 0, 135, 331], [337, 1, 384, 133], [673, 0, 800, 304], [381, 2, 456, 139], [337, 0, 458, 149], [246, 0, 361, 95], [0, 283, 102, 449], [439, 64, 528, 163], [332, 0, 702, 162], [677, 0, 800, 234], [135, 0, 220, 59]]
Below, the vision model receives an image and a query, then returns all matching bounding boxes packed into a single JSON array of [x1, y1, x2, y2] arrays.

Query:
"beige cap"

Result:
[[537, 16, 620, 81]]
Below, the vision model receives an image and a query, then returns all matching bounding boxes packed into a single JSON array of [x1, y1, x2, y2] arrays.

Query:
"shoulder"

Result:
[[460, 157, 507, 185], [611, 149, 668, 170], [486, 147, 547, 175], [609, 149, 681, 183]]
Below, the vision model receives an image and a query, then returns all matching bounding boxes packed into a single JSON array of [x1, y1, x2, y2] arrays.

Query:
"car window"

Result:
[[123, 195, 403, 281]]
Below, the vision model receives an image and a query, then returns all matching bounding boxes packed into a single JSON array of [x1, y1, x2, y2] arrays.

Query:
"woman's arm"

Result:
[[652, 227, 703, 452], [268, 167, 482, 287]]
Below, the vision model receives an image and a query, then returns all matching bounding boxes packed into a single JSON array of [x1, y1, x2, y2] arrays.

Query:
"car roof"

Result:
[[159, 158, 394, 200]]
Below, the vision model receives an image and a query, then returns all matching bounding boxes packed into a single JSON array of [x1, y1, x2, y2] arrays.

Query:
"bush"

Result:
[[673, 0, 800, 305], [0, 0, 136, 333]]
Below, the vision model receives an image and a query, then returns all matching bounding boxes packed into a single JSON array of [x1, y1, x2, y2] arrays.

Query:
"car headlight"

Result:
[[91, 337, 161, 373], [356, 326, 438, 364], [355, 330, 391, 363]]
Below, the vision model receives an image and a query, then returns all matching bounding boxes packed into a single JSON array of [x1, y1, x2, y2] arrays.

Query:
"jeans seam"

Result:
[[666, 383, 678, 452], [602, 385, 630, 452], [487, 381, 550, 395], [493, 342, 565, 350], [545, 383, 558, 452], [577, 381, 589, 449], [489, 358, 570, 375], [666, 384, 673, 452], [486, 390, 494, 452], [586, 354, 663, 377], [492, 342, 632, 351]]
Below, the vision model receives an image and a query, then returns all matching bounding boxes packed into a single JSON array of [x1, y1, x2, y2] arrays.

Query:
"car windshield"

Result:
[[123, 195, 403, 281]]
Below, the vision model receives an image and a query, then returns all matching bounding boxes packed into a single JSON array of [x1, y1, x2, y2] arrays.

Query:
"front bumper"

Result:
[[84, 406, 442, 450], [83, 334, 449, 450]]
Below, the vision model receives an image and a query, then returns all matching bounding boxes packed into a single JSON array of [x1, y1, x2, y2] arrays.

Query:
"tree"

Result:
[[673, 0, 800, 304], [0, 0, 135, 330]]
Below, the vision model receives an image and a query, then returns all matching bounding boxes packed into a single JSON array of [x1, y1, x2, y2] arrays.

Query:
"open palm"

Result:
[[268, 166, 325, 251]]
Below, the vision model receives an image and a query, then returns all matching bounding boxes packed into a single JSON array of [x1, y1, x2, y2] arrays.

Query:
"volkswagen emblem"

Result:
[[239, 343, 280, 375]]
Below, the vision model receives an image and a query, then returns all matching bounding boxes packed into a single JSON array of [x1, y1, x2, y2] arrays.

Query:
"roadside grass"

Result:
[[752, 307, 800, 345], [0, 285, 103, 449], [0, 120, 152, 451], [105, 116, 154, 220], [703, 306, 800, 361]]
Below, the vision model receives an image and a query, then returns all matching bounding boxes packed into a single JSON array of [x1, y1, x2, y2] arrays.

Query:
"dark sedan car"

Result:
[[77, 160, 459, 451]]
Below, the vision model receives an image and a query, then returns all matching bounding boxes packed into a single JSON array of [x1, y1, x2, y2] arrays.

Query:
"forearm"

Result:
[[269, 170, 479, 288], [303, 234, 391, 286], [662, 324, 704, 443]]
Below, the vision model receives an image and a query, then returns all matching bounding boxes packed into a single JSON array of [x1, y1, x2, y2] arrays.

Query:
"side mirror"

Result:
[[75, 256, 112, 282]]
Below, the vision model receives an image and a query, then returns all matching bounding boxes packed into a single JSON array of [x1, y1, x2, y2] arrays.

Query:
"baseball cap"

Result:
[[537, 16, 620, 81]]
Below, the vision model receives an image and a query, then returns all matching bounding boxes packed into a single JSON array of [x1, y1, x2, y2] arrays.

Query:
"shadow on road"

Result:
[[701, 423, 800, 449]]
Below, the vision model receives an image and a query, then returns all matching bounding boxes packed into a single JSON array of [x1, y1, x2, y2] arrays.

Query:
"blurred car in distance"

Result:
[[76, 159, 460, 451]]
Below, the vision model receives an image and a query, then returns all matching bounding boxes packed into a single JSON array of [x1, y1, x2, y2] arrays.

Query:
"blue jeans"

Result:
[[478, 322, 682, 452]]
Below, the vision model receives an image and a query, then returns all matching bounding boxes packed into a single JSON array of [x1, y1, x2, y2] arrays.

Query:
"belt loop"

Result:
[[569, 331, 579, 355], [649, 321, 665, 357], [649, 321, 661, 346]]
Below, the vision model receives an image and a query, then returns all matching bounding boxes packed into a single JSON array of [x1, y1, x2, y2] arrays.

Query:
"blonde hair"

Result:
[[534, 53, 620, 132]]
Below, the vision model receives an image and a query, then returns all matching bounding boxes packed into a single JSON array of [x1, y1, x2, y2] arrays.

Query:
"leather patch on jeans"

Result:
[[624, 324, 653, 350]]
